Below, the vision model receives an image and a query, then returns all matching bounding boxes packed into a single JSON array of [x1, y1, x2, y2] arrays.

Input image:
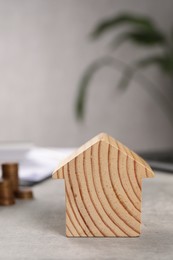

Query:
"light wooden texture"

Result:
[[52, 133, 154, 237]]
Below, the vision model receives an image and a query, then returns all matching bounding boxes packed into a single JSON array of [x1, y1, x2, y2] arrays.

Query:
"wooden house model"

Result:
[[52, 133, 154, 237]]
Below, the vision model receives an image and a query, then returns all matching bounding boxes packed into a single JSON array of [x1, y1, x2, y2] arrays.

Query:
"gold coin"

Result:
[[0, 198, 15, 206], [2, 163, 18, 173], [2, 163, 19, 192], [0, 179, 15, 206], [15, 188, 33, 200]]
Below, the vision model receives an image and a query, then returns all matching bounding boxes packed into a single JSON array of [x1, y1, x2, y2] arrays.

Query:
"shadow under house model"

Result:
[[52, 133, 155, 237]]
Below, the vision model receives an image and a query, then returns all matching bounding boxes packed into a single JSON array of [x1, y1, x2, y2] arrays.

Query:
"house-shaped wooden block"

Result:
[[52, 133, 154, 237]]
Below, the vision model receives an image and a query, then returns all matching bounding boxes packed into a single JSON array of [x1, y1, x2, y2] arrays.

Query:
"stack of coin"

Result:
[[0, 179, 15, 206], [1, 163, 33, 202], [15, 188, 33, 200], [2, 163, 19, 192]]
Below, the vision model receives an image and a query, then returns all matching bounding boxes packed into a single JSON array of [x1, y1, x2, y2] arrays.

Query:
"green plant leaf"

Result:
[[91, 13, 159, 39], [111, 29, 166, 49], [75, 61, 102, 120], [117, 54, 173, 91], [76, 57, 129, 119], [136, 54, 173, 73], [117, 68, 136, 90]]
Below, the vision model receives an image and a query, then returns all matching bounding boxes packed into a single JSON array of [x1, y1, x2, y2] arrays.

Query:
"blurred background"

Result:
[[0, 0, 172, 153]]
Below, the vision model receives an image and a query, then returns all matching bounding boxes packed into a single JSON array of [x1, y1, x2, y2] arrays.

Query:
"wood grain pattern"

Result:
[[52, 133, 154, 237]]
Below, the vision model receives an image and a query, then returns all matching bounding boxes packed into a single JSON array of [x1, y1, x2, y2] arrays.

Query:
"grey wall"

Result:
[[0, 0, 172, 151]]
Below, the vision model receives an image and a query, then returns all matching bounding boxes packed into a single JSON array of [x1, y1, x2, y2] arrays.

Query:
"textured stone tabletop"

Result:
[[0, 172, 172, 260]]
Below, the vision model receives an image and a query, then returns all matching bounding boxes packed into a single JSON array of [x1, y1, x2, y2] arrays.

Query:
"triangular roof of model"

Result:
[[52, 133, 154, 179]]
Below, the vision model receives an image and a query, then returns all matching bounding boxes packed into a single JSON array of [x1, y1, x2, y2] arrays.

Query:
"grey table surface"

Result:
[[0, 172, 172, 260]]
